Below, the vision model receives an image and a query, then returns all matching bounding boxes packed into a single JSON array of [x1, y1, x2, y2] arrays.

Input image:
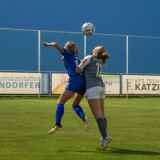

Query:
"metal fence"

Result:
[[0, 28, 160, 74], [0, 28, 160, 97]]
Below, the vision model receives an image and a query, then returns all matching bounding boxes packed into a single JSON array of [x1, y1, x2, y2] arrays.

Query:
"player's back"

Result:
[[62, 49, 83, 78], [83, 55, 105, 89]]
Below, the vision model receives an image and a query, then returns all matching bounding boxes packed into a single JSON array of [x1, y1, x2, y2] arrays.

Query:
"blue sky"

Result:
[[0, 0, 160, 37]]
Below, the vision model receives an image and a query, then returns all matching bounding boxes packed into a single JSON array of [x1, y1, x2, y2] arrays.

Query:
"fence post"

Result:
[[126, 35, 128, 75], [50, 71, 52, 96], [126, 35, 129, 99], [84, 35, 86, 58], [38, 30, 41, 72], [38, 30, 41, 98]]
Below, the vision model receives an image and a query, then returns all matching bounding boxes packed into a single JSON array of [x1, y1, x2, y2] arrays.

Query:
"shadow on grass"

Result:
[[104, 147, 160, 155], [57, 147, 160, 155]]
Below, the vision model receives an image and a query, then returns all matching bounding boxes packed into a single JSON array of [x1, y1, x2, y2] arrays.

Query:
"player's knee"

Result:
[[57, 98, 65, 104], [94, 114, 103, 119], [72, 102, 78, 108], [101, 113, 106, 118]]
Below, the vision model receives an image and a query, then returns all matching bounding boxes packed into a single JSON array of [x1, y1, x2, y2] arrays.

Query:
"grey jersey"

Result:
[[78, 55, 105, 89]]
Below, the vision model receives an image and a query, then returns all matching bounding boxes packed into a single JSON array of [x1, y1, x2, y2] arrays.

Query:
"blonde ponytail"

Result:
[[101, 52, 110, 66], [96, 46, 110, 66]]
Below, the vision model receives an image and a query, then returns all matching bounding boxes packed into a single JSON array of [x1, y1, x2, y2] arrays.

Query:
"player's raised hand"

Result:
[[43, 42, 50, 47], [43, 42, 64, 53]]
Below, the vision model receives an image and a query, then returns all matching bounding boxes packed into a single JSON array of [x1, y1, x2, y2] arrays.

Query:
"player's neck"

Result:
[[93, 53, 98, 57]]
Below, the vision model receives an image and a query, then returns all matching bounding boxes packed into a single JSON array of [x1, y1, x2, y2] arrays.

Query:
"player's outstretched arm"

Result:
[[43, 42, 64, 53]]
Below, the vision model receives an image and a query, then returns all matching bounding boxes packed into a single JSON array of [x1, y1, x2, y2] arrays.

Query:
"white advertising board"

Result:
[[122, 75, 160, 94], [102, 75, 120, 94], [0, 72, 49, 94], [52, 74, 69, 94]]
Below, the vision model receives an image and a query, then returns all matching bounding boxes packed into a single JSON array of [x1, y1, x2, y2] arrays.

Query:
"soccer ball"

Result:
[[82, 22, 95, 36]]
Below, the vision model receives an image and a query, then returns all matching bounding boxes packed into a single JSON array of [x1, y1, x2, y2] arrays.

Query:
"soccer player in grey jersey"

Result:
[[76, 46, 111, 150], [78, 55, 105, 90]]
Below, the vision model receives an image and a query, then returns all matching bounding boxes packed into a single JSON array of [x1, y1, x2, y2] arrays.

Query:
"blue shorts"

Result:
[[65, 76, 86, 95]]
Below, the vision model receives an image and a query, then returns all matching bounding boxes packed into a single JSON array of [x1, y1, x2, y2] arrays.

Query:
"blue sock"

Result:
[[73, 105, 85, 119], [56, 104, 64, 124]]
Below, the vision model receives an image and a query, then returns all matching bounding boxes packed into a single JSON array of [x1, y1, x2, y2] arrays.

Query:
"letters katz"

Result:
[[135, 83, 160, 91]]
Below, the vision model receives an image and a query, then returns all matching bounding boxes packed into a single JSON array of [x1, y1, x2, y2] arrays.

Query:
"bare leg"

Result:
[[58, 90, 74, 104], [88, 99, 102, 119], [99, 98, 106, 118], [72, 93, 84, 107], [99, 98, 107, 130]]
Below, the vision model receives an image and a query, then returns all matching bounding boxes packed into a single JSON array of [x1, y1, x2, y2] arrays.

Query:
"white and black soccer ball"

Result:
[[82, 22, 95, 36]]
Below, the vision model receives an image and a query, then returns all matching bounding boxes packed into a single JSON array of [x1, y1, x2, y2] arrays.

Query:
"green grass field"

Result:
[[0, 97, 160, 160]]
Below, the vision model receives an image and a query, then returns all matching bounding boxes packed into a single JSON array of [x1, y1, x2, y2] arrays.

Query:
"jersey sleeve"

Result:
[[61, 48, 72, 56], [78, 55, 92, 70]]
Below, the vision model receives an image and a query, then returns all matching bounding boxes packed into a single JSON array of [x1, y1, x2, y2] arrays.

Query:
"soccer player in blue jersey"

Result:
[[43, 41, 89, 134]]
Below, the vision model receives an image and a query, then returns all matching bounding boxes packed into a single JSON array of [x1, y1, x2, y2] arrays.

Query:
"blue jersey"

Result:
[[62, 49, 82, 78], [61, 49, 85, 94]]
